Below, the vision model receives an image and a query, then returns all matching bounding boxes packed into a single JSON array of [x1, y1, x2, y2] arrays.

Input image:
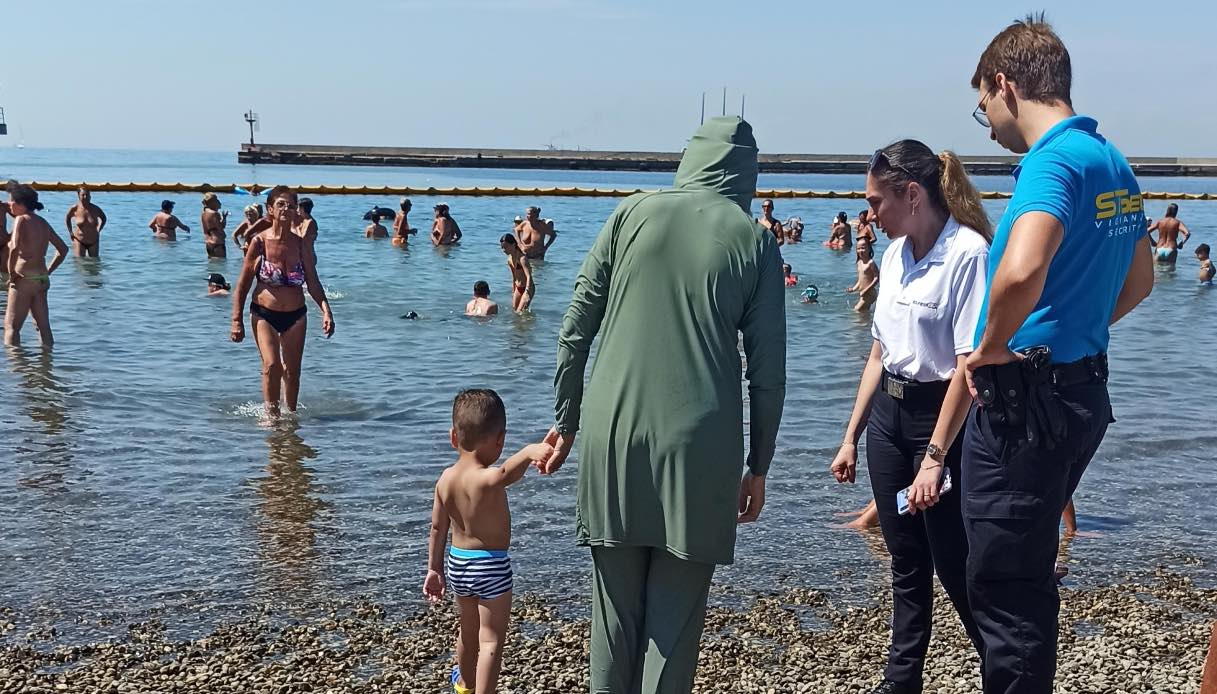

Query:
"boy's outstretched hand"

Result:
[[537, 427, 574, 474], [423, 569, 445, 603]]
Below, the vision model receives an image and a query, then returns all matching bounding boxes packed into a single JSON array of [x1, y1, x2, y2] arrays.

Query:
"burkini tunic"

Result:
[[553, 117, 787, 566]]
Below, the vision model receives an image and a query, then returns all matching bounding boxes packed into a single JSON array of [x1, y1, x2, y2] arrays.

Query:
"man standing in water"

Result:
[[540, 117, 786, 693], [1148, 203, 1191, 264], [5, 182, 69, 347], [964, 16, 1154, 693], [201, 193, 228, 259], [63, 186, 107, 257], [515, 206, 557, 259]]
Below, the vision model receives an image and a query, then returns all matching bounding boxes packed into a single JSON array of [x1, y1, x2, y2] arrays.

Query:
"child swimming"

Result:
[[783, 263, 799, 287], [1196, 243, 1215, 285], [424, 389, 553, 694]]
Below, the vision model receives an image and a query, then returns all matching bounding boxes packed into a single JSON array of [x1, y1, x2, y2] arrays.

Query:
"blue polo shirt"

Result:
[[974, 116, 1143, 363]]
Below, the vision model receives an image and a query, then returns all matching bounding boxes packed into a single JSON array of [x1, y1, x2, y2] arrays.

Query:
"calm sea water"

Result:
[[1, 149, 1215, 642]]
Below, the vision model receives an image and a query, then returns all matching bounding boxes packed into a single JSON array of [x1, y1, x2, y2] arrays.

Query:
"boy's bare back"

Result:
[[436, 461, 513, 551]]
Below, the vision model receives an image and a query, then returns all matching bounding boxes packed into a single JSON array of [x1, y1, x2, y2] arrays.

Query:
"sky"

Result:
[[3, 0, 1215, 156]]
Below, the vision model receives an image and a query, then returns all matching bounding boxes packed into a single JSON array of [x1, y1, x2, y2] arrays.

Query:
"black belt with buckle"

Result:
[[1051, 353, 1109, 389], [881, 371, 948, 401]]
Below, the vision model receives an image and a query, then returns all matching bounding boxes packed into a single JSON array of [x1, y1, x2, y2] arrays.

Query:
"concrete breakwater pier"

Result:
[[238, 143, 1217, 177]]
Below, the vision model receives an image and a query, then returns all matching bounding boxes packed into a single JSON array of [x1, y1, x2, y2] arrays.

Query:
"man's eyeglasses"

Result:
[[973, 91, 993, 128], [868, 149, 917, 180]]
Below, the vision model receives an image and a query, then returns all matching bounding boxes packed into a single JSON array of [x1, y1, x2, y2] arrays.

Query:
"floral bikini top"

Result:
[[257, 249, 306, 288]]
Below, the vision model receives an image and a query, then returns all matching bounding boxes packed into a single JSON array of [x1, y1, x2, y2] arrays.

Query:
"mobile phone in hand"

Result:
[[896, 468, 953, 515]]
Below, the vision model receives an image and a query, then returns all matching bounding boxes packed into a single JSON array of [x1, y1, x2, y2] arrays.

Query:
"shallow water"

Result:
[[1, 149, 1215, 642]]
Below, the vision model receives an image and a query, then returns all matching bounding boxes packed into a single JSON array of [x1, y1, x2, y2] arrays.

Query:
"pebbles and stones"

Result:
[[1, 570, 1212, 693]]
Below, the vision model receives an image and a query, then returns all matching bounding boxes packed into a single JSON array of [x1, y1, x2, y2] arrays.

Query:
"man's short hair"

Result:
[[1196, 243, 1211, 256], [452, 389, 506, 449], [473, 280, 490, 297], [971, 13, 1072, 106]]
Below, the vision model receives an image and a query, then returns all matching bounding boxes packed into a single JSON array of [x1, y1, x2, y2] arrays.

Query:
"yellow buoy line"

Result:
[[15, 182, 1217, 201]]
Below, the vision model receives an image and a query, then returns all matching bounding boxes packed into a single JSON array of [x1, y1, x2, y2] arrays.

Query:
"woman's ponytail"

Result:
[[938, 151, 992, 243]]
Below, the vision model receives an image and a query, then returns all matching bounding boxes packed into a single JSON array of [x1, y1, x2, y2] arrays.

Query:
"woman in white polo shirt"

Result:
[[829, 139, 992, 694]]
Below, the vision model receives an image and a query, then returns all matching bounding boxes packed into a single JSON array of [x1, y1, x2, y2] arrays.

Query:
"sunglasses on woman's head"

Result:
[[868, 149, 917, 180]]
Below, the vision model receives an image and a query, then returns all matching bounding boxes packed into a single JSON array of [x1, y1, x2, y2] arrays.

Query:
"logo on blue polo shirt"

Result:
[[1095, 189, 1144, 238]]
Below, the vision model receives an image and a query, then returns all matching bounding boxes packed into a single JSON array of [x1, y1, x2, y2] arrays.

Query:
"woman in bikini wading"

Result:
[[230, 185, 335, 416]]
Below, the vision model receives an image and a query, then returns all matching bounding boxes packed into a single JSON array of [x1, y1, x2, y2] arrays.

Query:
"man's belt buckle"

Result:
[[886, 378, 905, 400]]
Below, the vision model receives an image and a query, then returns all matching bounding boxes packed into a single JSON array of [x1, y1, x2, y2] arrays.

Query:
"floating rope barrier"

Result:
[[17, 182, 1217, 200]]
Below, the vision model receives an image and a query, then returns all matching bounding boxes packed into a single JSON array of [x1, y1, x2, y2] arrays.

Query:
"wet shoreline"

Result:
[[2, 569, 1211, 693]]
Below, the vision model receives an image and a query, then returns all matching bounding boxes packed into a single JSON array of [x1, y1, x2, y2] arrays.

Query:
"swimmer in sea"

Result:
[[1148, 203, 1191, 264], [465, 280, 499, 317], [801, 284, 819, 304], [1196, 243, 1215, 285], [515, 205, 557, 260], [432, 204, 462, 246], [201, 193, 229, 259], [846, 238, 879, 312], [757, 198, 784, 245], [208, 272, 231, 297], [148, 200, 190, 240], [297, 198, 318, 259], [4, 182, 69, 347], [826, 211, 853, 250], [784, 216, 804, 243], [392, 198, 417, 246], [0, 197, 10, 281], [365, 212, 389, 239], [64, 186, 107, 258], [499, 234, 533, 312], [856, 209, 877, 246], [233, 204, 264, 253], [783, 263, 799, 287]]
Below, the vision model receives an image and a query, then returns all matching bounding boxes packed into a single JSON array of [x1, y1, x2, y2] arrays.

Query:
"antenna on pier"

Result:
[[721, 87, 726, 116], [243, 109, 260, 147], [700, 92, 705, 125], [740, 94, 746, 119]]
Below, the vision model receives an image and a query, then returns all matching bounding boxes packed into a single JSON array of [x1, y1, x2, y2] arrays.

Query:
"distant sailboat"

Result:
[[16, 126, 25, 149]]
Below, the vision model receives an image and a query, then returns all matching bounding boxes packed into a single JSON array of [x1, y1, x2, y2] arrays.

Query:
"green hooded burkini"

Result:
[[553, 117, 787, 565]]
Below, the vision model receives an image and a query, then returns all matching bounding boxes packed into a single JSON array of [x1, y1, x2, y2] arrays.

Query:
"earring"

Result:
[[911, 203, 917, 217]]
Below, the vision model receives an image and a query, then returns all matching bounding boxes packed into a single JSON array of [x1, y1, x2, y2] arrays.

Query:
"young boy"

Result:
[[465, 281, 500, 316], [782, 263, 798, 287], [499, 234, 534, 312], [424, 389, 552, 694], [1196, 243, 1215, 285]]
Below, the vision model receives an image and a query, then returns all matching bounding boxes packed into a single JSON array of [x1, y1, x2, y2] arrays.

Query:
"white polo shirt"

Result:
[[871, 216, 990, 382]]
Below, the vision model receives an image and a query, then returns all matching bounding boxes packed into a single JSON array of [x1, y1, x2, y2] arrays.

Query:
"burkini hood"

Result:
[[553, 116, 786, 566], [674, 117, 759, 212]]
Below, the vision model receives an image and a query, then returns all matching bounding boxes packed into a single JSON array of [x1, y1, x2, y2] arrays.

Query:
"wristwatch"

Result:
[[926, 443, 947, 461]]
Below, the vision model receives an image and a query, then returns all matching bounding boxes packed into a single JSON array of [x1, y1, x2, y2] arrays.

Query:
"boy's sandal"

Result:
[[451, 665, 473, 694]]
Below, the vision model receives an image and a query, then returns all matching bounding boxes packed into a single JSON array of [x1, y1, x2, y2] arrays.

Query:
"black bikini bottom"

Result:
[[251, 303, 306, 334]]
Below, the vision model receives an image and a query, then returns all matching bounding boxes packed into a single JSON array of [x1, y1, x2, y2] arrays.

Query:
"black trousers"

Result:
[[962, 381, 1111, 694], [867, 379, 983, 689]]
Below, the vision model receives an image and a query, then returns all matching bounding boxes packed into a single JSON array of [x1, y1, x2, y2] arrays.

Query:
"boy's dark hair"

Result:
[[299, 197, 314, 214], [452, 389, 506, 449], [1196, 243, 1211, 256], [971, 13, 1072, 106], [160, 199, 175, 212], [473, 281, 490, 297], [370, 213, 381, 224], [500, 233, 517, 246]]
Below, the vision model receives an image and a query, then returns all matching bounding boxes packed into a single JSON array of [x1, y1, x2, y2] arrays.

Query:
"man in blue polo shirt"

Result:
[[963, 15, 1154, 694]]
